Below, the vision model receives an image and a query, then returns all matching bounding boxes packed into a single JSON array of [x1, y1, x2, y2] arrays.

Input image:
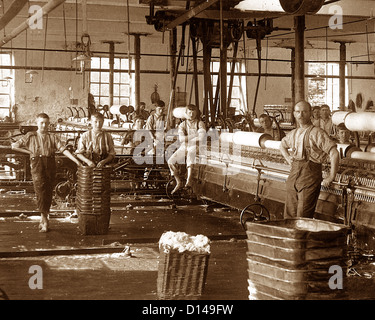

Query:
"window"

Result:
[[0, 53, 14, 118], [89, 57, 135, 106], [210, 60, 247, 115], [307, 62, 348, 111]]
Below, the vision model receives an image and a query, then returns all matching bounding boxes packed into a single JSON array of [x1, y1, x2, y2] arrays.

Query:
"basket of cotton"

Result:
[[157, 231, 210, 300]]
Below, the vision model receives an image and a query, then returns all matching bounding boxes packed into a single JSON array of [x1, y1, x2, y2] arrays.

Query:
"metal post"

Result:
[[169, 28, 177, 129], [102, 40, 123, 109], [202, 38, 211, 126], [294, 15, 305, 103], [219, 0, 227, 120], [109, 42, 115, 108], [191, 36, 199, 109], [290, 47, 296, 109], [339, 42, 346, 110], [134, 34, 141, 108]]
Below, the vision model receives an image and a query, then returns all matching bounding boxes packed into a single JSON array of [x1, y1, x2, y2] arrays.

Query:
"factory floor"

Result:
[[0, 193, 375, 301]]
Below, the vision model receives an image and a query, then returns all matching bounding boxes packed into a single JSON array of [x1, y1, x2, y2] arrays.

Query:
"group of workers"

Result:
[[10, 100, 205, 232], [10, 97, 347, 233]]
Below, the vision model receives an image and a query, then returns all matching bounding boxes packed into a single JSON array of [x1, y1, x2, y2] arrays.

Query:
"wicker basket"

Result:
[[76, 166, 112, 235], [157, 249, 210, 300], [245, 218, 350, 300]]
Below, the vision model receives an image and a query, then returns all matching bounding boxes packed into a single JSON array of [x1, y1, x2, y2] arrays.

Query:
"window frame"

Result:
[[89, 56, 135, 107], [0, 52, 14, 118], [307, 62, 349, 111]]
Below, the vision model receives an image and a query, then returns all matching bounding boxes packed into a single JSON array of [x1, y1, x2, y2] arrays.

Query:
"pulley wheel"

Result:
[[279, 0, 325, 15]]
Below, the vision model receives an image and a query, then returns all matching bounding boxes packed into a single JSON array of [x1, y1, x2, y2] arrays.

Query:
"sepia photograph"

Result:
[[0, 0, 375, 307]]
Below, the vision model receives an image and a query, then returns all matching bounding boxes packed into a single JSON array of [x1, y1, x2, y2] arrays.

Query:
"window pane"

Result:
[[101, 72, 109, 83], [113, 97, 120, 105], [120, 97, 130, 105], [232, 77, 240, 86], [121, 59, 130, 70], [91, 57, 101, 69], [120, 85, 130, 96], [114, 84, 120, 96], [114, 58, 121, 70], [99, 97, 109, 106], [231, 87, 240, 98], [114, 73, 120, 84], [90, 83, 100, 96], [211, 62, 220, 72], [101, 58, 109, 70], [230, 99, 240, 108], [121, 72, 130, 83], [212, 75, 218, 86], [93, 96, 100, 104], [0, 95, 10, 108], [101, 84, 110, 96], [91, 72, 100, 82], [0, 54, 9, 65]]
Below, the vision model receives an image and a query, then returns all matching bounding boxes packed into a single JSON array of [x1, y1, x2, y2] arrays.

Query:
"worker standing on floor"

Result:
[[279, 100, 339, 219], [11, 113, 81, 232], [75, 112, 116, 167]]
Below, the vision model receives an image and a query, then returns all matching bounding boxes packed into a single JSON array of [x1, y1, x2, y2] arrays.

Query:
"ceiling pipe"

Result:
[[0, 0, 66, 47], [0, 0, 28, 31]]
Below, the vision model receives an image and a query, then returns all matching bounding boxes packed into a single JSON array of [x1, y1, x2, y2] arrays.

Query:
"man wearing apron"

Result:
[[279, 101, 339, 219]]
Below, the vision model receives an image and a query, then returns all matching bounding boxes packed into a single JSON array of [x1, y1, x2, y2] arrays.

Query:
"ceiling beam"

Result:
[[0, 0, 28, 31], [0, 0, 67, 47]]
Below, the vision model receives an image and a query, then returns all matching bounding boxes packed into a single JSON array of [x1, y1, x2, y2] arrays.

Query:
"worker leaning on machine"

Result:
[[279, 100, 339, 220], [11, 113, 81, 233], [75, 112, 115, 168]]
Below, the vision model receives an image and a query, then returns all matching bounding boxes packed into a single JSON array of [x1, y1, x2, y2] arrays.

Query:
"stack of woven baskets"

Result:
[[76, 166, 112, 235], [245, 218, 350, 300], [157, 231, 210, 300]]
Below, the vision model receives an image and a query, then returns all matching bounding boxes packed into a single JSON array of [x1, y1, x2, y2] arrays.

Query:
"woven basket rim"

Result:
[[159, 247, 211, 256]]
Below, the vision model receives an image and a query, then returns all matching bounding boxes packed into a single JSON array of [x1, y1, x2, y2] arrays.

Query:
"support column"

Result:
[[290, 47, 296, 109], [102, 41, 123, 112], [219, 0, 227, 120], [109, 42, 115, 107], [339, 42, 346, 110], [191, 36, 200, 110], [134, 34, 141, 108], [220, 45, 228, 119], [169, 28, 177, 129], [127, 32, 150, 108], [294, 15, 305, 103], [202, 38, 212, 126]]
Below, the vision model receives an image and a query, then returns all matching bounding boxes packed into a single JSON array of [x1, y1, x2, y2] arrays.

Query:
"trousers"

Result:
[[284, 160, 322, 219], [30, 156, 56, 213]]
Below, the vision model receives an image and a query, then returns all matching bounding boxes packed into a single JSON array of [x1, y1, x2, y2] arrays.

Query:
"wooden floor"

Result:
[[0, 193, 375, 300]]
